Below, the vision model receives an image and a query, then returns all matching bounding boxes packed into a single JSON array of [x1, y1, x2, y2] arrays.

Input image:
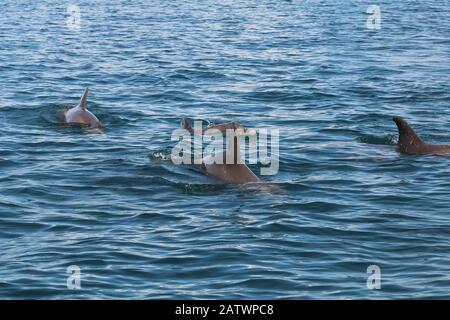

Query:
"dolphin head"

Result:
[[204, 122, 242, 135], [203, 122, 256, 165], [203, 122, 255, 137], [181, 118, 254, 137]]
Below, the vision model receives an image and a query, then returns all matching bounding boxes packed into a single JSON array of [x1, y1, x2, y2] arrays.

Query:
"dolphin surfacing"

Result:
[[182, 117, 260, 184], [393, 116, 450, 155], [62, 88, 102, 128]]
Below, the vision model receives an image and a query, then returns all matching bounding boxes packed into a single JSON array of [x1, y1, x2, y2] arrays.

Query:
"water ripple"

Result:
[[0, 0, 449, 299]]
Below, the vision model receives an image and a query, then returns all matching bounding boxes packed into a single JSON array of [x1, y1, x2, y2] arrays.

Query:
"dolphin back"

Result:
[[63, 88, 101, 128], [64, 106, 101, 128]]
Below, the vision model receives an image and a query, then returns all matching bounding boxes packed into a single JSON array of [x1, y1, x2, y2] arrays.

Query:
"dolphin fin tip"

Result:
[[79, 87, 89, 109], [181, 117, 194, 134], [393, 116, 402, 123]]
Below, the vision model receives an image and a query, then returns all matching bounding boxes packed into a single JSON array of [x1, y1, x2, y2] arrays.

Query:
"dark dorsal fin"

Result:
[[79, 87, 89, 110], [181, 117, 194, 134], [393, 116, 426, 148]]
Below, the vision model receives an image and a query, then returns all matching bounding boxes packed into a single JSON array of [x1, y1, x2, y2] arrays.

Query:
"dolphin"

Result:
[[393, 116, 450, 155], [62, 88, 102, 128], [182, 117, 260, 184]]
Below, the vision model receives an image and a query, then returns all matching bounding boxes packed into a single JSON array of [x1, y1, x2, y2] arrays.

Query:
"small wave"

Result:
[[357, 134, 397, 145], [148, 149, 173, 161]]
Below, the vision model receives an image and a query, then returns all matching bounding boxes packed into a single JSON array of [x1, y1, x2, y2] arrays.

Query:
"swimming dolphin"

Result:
[[63, 88, 102, 128], [182, 117, 260, 184], [393, 116, 450, 155]]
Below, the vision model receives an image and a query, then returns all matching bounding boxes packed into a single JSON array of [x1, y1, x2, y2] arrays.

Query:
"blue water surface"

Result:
[[1, 0, 450, 299]]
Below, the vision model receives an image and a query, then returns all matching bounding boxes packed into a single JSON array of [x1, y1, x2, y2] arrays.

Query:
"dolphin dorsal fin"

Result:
[[181, 117, 194, 134], [393, 116, 425, 147], [78, 87, 89, 110]]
